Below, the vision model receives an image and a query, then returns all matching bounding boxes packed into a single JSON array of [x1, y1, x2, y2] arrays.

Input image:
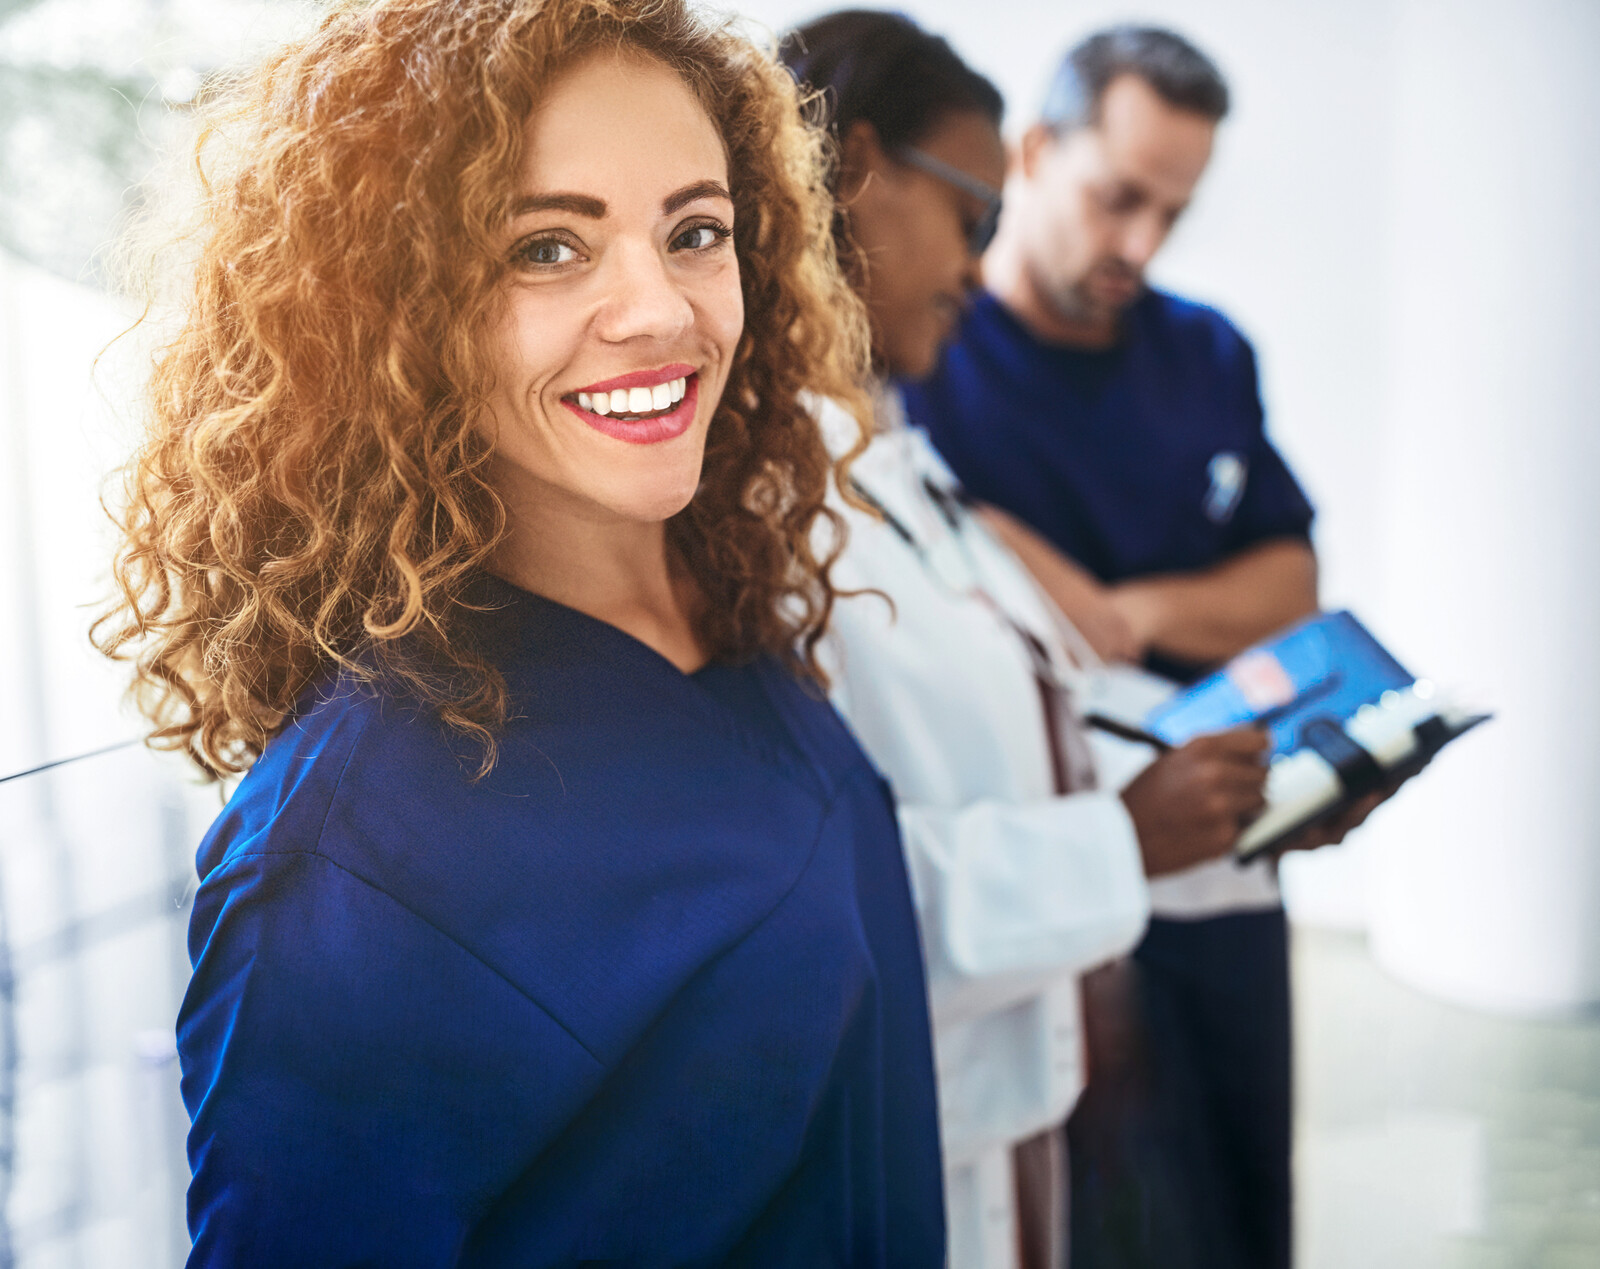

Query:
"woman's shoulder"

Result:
[[194, 673, 450, 885], [185, 652, 892, 1074], [184, 676, 485, 1019]]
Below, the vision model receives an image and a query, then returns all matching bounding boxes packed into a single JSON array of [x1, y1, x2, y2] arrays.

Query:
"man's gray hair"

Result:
[[1042, 25, 1230, 133]]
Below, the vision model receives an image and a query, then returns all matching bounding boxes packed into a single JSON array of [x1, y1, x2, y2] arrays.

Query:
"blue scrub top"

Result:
[[904, 288, 1315, 589], [178, 575, 945, 1267]]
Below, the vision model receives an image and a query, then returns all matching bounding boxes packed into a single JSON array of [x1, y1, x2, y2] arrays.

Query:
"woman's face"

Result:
[[843, 110, 1006, 380], [483, 50, 743, 527]]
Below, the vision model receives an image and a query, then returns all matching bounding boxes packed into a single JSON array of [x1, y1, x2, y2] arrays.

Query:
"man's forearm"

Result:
[[1109, 538, 1318, 666]]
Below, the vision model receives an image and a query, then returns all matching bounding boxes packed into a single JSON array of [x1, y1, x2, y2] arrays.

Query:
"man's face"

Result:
[[1016, 73, 1216, 326]]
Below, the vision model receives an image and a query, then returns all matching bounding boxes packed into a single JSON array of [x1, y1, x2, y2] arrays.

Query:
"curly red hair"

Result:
[[94, 0, 871, 778]]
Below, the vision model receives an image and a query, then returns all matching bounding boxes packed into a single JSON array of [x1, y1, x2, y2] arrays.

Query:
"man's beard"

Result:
[[1039, 257, 1144, 326]]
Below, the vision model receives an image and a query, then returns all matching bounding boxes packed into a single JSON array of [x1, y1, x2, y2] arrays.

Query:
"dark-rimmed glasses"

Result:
[[896, 147, 1003, 256]]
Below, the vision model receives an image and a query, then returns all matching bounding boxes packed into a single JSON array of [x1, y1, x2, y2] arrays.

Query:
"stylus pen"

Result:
[[1084, 714, 1175, 752]]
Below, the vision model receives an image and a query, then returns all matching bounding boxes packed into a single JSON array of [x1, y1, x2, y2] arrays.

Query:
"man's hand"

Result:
[[1271, 792, 1383, 857], [1269, 761, 1426, 858], [1058, 581, 1144, 664], [977, 504, 1144, 662], [1105, 539, 1318, 666], [978, 506, 1317, 668], [1121, 729, 1269, 877]]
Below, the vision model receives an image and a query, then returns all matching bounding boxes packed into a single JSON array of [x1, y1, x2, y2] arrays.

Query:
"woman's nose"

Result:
[[593, 240, 694, 345]]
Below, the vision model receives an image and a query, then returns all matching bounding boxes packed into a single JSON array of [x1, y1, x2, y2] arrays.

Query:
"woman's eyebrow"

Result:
[[662, 180, 732, 215], [510, 192, 607, 219], [507, 181, 730, 221]]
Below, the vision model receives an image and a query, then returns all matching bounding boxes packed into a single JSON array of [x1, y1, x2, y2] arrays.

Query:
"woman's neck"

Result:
[[490, 484, 708, 674]]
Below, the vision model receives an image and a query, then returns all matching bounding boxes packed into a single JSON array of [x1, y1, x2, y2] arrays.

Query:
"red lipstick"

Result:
[[573, 363, 696, 395]]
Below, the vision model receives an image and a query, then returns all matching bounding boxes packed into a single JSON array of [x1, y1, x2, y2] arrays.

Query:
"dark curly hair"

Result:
[[94, 0, 873, 778]]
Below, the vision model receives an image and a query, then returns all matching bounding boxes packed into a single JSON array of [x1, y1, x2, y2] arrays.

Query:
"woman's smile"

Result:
[[563, 368, 700, 441], [561, 366, 700, 444]]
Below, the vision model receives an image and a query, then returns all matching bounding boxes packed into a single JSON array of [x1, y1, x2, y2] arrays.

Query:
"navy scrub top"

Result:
[[178, 574, 945, 1267], [905, 288, 1314, 587]]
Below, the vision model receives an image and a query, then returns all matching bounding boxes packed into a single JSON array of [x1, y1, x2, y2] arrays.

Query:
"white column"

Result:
[[1367, 0, 1600, 1012]]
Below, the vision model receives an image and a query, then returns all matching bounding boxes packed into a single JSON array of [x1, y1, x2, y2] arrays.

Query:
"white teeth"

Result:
[[579, 376, 691, 419]]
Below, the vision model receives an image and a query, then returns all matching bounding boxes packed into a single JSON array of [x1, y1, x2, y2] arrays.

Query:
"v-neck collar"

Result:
[[461, 572, 825, 796]]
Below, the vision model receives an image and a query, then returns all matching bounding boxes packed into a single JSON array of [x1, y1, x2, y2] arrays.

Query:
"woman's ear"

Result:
[[837, 118, 889, 202]]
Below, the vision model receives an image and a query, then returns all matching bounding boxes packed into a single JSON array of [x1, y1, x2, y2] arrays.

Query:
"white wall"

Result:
[[1366, 0, 1600, 1013], [0, 250, 205, 1268]]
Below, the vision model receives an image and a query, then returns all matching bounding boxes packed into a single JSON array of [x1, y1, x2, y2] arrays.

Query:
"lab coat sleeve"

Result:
[[822, 624, 1150, 1020], [179, 848, 605, 1267], [894, 792, 1150, 1020]]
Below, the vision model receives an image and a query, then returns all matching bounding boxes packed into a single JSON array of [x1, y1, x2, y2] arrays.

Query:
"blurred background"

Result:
[[0, 0, 1595, 1264]]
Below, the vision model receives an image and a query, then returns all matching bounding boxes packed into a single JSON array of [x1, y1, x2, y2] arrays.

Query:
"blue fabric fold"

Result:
[[180, 577, 944, 1266]]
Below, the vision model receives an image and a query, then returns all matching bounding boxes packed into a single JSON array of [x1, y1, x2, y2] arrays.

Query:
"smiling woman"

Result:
[[480, 47, 749, 669], [90, 1, 944, 1264], [97, 0, 873, 768]]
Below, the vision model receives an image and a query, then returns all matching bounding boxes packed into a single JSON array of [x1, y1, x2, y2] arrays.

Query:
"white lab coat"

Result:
[[819, 394, 1150, 1269]]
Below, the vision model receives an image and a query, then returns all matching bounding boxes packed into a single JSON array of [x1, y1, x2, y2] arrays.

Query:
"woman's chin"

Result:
[[602, 467, 705, 525], [883, 325, 947, 383]]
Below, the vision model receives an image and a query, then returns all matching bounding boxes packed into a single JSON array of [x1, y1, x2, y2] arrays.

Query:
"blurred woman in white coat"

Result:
[[781, 13, 1280, 1268]]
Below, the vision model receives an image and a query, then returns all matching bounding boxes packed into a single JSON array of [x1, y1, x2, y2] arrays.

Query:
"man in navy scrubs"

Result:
[[904, 26, 1316, 1269]]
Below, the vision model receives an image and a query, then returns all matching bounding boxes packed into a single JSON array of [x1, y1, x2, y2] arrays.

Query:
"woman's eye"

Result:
[[671, 222, 731, 252], [516, 237, 580, 267]]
